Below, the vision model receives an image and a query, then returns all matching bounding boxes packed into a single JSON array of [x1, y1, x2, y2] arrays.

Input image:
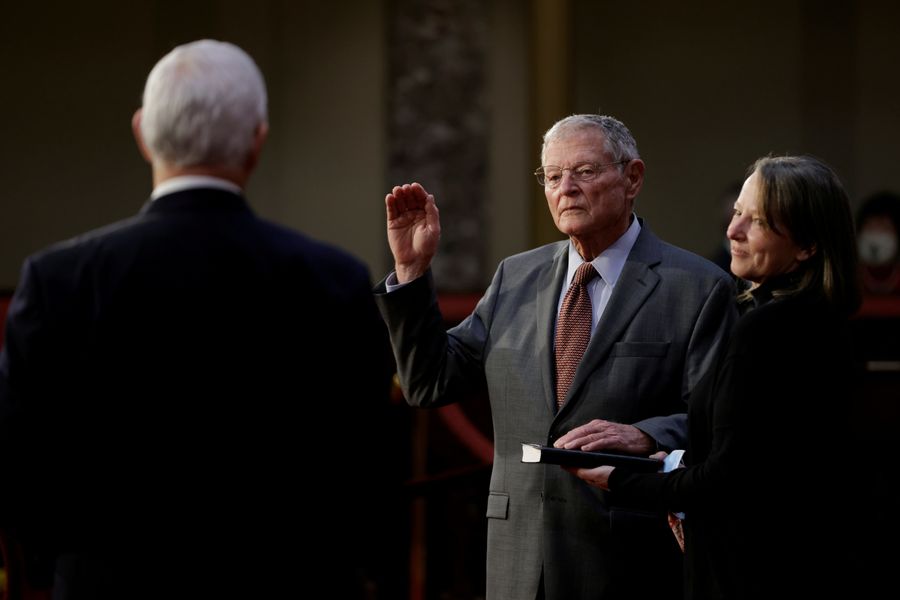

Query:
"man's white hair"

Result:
[[541, 114, 639, 165], [140, 39, 268, 169]]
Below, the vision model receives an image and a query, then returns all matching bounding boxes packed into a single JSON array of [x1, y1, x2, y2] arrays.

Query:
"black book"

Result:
[[520, 442, 661, 472]]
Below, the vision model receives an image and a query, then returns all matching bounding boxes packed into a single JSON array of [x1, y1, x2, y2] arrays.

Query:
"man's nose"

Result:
[[558, 170, 580, 194]]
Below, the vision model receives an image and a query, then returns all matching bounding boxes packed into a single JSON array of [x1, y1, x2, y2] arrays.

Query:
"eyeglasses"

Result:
[[534, 160, 629, 188]]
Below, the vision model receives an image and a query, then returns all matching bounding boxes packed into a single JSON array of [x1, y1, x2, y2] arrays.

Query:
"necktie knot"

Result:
[[572, 262, 597, 287]]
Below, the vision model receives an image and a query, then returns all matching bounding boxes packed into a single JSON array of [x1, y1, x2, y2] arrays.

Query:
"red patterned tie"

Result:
[[555, 262, 597, 407]]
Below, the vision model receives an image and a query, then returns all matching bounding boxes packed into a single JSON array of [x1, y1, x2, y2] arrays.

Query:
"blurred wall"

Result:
[[1, 0, 899, 291], [0, 0, 389, 288], [572, 0, 900, 258]]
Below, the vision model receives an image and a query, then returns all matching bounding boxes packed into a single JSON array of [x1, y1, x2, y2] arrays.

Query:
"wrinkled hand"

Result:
[[563, 464, 614, 491], [553, 419, 655, 454], [385, 182, 441, 283]]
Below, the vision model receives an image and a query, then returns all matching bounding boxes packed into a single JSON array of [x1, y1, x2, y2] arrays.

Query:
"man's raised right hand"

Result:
[[386, 182, 441, 283]]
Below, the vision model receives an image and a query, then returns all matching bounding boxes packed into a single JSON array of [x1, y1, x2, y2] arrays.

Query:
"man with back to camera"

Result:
[[375, 114, 737, 599], [0, 39, 392, 599]]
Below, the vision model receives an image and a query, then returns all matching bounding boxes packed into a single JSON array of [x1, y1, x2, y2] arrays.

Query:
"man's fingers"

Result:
[[581, 438, 614, 452], [556, 421, 598, 448], [556, 420, 613, 448], [561, 432, 606, 450], [409, 182, 426, 198], [425, 197, 441, 235], [387, 183, 433, 220], [386, 193, 399, 220]]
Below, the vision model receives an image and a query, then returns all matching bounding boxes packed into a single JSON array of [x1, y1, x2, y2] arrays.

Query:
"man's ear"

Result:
[[244, 121, 269, 173], [624, 158, 645, 201], [131, 109, 153, 164]]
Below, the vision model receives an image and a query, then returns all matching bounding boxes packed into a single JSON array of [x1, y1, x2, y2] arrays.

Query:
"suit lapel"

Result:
[[558, 225, 663, 414], [537, 243, 569, 415]]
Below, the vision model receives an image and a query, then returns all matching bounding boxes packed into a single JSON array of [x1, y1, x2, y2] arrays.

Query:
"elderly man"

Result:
[[376, 114, 736, 599], [0, 40, 391, 599]]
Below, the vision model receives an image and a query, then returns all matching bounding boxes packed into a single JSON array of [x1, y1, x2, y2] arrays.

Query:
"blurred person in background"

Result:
[[856, 190, 900, 298]]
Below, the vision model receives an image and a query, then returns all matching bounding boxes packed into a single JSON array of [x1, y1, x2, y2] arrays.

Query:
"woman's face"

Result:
[[727, 172, 812, 285]]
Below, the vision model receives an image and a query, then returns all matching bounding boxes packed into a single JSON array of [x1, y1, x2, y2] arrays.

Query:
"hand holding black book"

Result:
[[520, 442, 662, 472]]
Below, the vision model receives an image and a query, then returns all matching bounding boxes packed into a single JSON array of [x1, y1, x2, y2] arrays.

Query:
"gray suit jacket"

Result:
[[375, 222, 736, 600]]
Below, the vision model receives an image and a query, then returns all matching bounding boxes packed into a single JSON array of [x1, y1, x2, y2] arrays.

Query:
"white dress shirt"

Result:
[[556, 215, 641, 339], [150, 175, 243, 200]]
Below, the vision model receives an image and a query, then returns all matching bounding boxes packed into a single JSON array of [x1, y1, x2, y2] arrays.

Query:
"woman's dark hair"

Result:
[[750, 155, 861, 315]]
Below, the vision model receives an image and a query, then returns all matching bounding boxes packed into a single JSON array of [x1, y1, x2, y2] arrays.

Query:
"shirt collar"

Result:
[[150, 175, 243, 201], [565, 214, 642, 287]]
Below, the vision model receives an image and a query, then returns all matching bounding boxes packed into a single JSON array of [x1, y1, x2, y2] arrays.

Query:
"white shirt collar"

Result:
[[565, 215, 642, 287], [150, 175, 243, 201]]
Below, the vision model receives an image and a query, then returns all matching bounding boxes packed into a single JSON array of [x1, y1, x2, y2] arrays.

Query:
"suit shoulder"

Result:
[[254, 219, 370, 280], [652, 239, 732, 285], [499, 241, 566, 270], [27, 215, 145, 269], [478, 241, 566, 291]]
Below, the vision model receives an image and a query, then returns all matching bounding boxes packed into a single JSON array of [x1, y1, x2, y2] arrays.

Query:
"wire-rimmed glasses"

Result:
[[534, 160, 629, 188]]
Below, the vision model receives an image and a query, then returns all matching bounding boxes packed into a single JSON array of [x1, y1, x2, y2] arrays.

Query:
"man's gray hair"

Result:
[[140, 39, 268, 169], [541, 114, 640, 165]]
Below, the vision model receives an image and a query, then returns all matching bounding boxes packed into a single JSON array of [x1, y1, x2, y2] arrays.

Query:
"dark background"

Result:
[[2, 2, 899, 598]]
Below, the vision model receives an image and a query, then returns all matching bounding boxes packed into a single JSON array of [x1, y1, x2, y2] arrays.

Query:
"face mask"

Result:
[[858, 230, 899, 266]]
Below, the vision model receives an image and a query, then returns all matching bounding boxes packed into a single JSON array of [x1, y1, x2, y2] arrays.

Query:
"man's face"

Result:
[[542, 130, 641, 245]]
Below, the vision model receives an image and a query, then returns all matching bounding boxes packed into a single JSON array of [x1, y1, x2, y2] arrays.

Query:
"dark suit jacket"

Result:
[[375, 222, 736, 600], [609, 291, 863, 599], [0, 188, 393, 599]]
